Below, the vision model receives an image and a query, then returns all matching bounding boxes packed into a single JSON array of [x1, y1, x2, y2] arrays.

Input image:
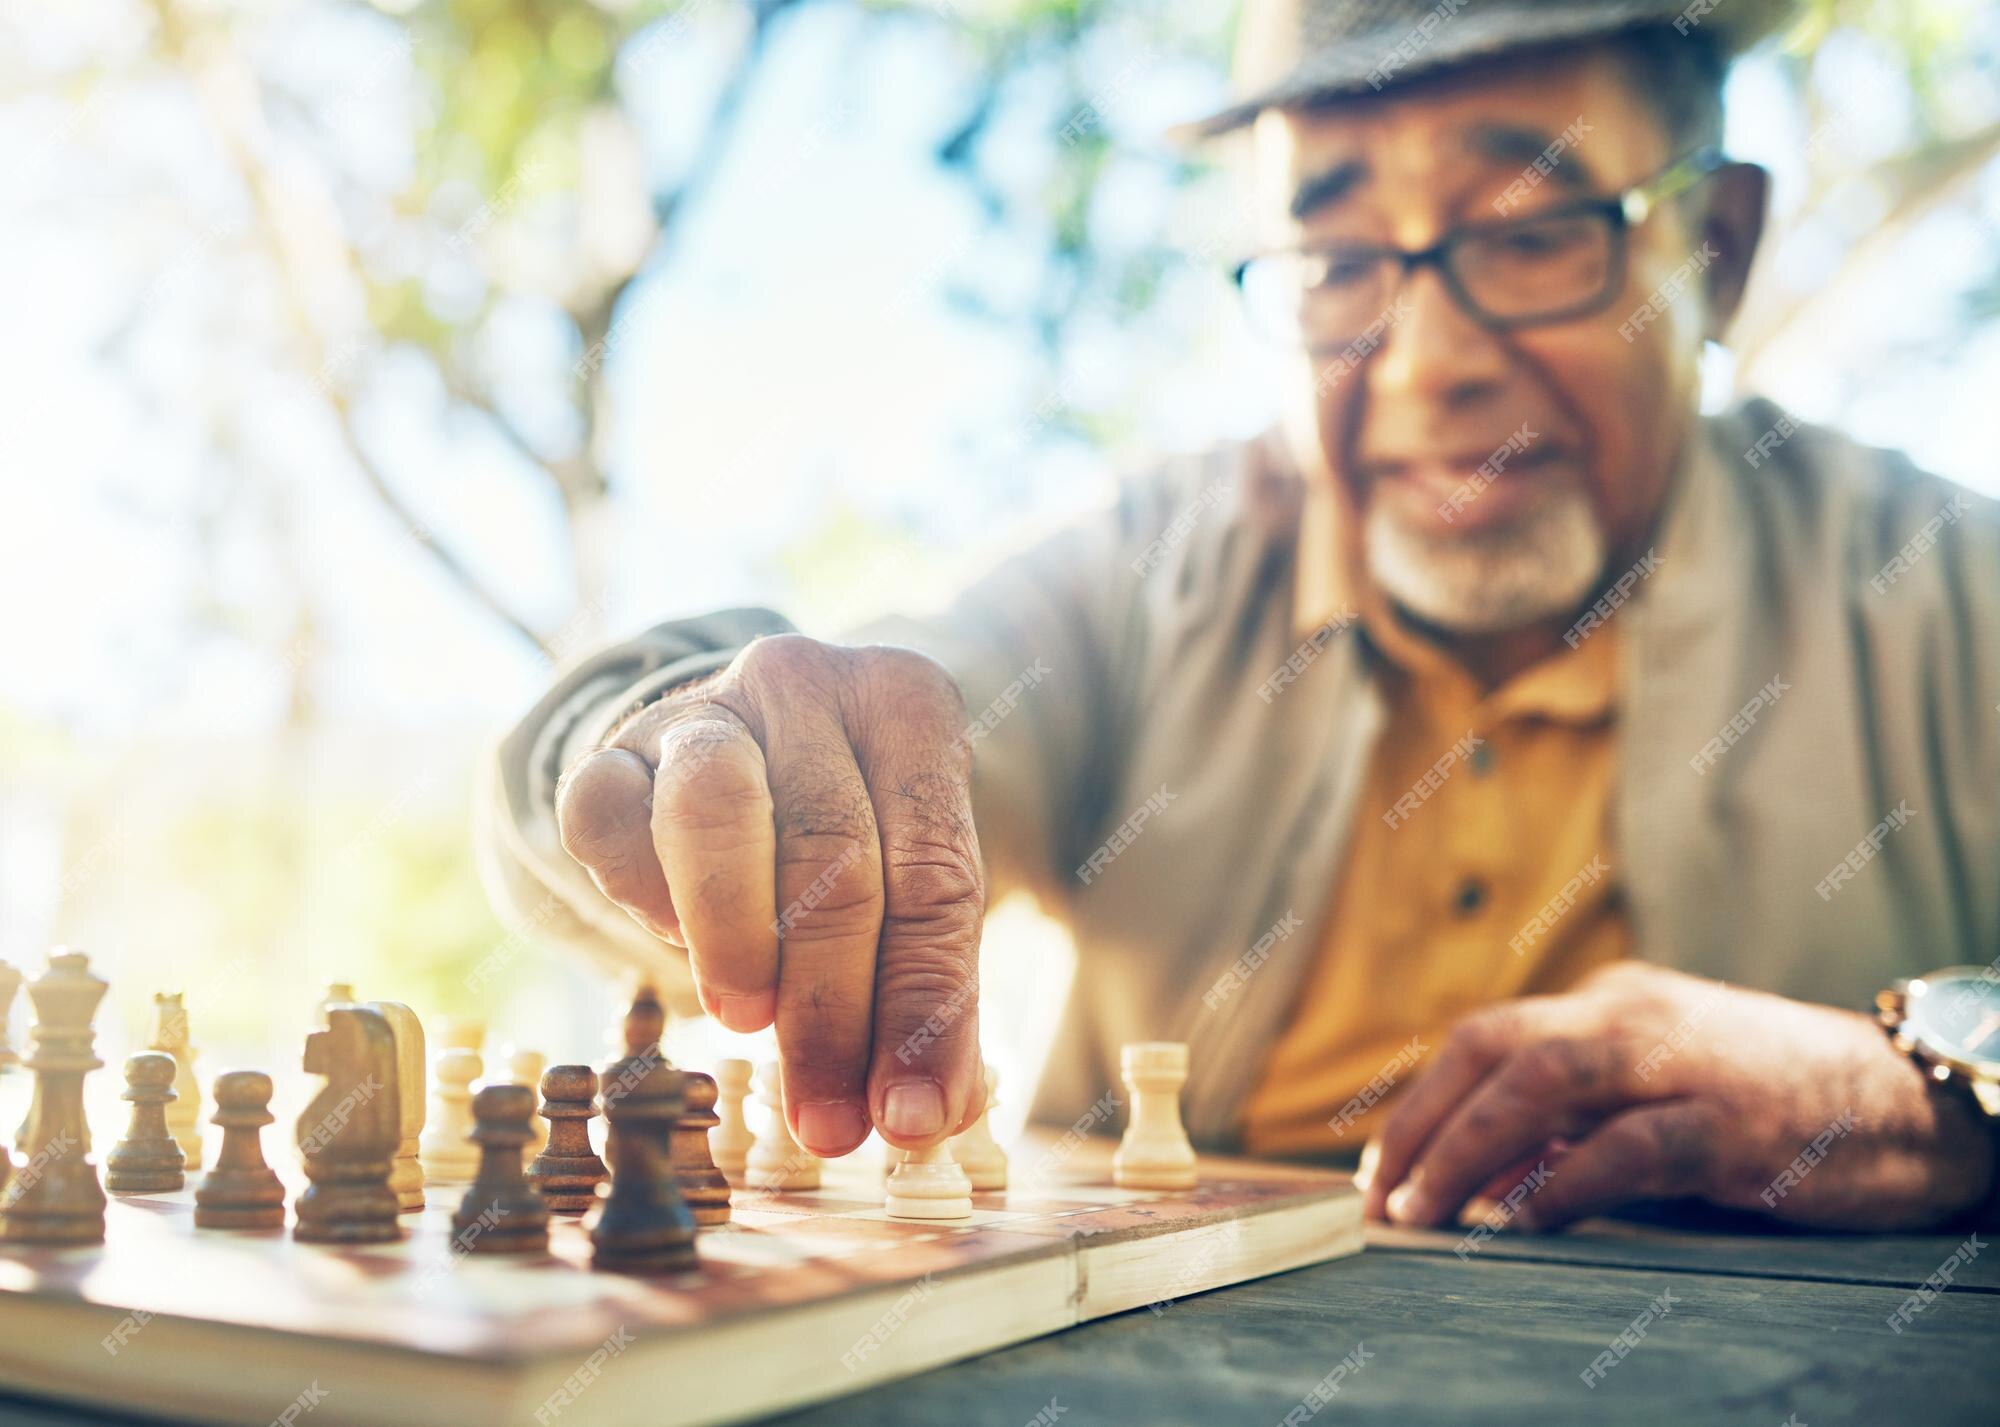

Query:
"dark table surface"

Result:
[[4, 1218, 1993, 1427], [773, 1218, 1999, 1427]]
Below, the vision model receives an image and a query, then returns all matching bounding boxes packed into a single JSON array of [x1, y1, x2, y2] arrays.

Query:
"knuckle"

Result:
[[875, 961, 979, 1046], [857, 645, 963, 704], [653, 723, 769, 835], [555, 757, 650, 864], [1510, 1039, 1589, 1095], [1450, 1005, 1520, 1061], [775, 776, 876, 845], [735, 633, 838, 699], [885, 818, 982, 893], [881, 849, 986, 944]]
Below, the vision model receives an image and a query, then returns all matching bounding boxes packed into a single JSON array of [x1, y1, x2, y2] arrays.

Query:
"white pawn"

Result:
[[745, 1061, 820, 1190], [509, 1048, 548, 1158], [419, 1045, 481, 1183], [884, 1142, 973, 1220], [948, 1063, 1007, 1192], [709, 1059, 756, 1186], [1112, 1042, 1198, 1191]]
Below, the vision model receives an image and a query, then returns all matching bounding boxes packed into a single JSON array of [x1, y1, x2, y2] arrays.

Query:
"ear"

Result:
[[1697, 161, 1769, 340]]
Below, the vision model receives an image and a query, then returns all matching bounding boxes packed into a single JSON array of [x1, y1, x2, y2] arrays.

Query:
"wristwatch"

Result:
[[1876, 967, 2000, 1117]]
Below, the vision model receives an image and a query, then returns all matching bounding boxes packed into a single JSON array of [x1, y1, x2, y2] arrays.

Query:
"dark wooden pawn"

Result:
[[106, 1052, 185, 1193], [195, 1070, 286, 1230], [452, 1083, 549, 1254], [528, 1064, 607, 1214], [586, 1058, 698, 1274], [672, 1070, 732, 1226]]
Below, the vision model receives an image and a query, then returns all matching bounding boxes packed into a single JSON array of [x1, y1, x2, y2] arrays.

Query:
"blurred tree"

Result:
[[1731, 0, 2000, 392], [133, 0, 1227, 658]]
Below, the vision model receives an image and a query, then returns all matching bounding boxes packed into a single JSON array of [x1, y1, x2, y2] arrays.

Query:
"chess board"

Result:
[[0, 1149, 1362, 1427]]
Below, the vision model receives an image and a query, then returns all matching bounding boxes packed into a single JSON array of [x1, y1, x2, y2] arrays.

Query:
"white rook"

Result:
[[1113, 1041, 1197, 1190]]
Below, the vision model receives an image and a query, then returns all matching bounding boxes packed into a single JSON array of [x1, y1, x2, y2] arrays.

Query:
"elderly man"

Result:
[[483, 0, 2000, 1233]]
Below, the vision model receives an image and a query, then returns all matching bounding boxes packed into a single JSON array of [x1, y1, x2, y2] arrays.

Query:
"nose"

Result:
[[1365, 262, 1511, 408]]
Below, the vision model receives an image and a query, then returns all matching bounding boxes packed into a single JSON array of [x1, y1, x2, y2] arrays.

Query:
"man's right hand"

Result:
[[553, 635, 986, 1159]]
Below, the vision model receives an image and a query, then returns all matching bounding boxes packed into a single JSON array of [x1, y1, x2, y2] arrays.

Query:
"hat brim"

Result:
[[1168, 0, 1795, 143]]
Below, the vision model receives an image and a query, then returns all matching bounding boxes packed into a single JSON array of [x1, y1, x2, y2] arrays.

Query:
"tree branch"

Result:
[[153, 0, 557, 657]]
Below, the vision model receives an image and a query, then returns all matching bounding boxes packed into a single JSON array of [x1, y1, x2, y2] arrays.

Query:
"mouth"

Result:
[[1359, 443, 1576, 530]]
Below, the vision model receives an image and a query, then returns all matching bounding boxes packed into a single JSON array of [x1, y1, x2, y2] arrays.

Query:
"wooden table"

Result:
[[777, 1214, 1999, 1427], [3, 1215, 1992, 1425]]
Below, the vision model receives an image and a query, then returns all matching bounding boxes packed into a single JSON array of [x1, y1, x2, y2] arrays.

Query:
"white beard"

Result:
[[1363, 475, 1606, 635]]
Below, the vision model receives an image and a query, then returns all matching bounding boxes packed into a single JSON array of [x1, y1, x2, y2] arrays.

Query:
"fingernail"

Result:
[[1354, 1140, 1380, 1191], [795, 1100, 866, 1156], [1386, 1182, 1428, 1225], [881, 1080, 945, 1140], [716, 991, 775, 1031]]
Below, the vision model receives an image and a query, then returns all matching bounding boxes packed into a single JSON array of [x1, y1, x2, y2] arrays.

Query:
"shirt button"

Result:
[[1452, 878, 1488, 917], [1468, 742, 1495, 776]]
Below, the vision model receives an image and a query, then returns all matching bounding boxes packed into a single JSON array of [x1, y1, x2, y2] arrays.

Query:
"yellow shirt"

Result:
[[1239, 558, 1630, 1157]]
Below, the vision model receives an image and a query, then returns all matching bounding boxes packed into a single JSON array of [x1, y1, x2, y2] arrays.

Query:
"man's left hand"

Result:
[[1360, 962, 1995, 1232]]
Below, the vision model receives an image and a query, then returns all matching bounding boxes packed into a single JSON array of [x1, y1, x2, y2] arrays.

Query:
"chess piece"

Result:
[[443, 1017, 486, 1053], [745, 1061, 820, 1190], [709, 1059, 755, 1186], [316, 982, 356, 1026], [0, 950, 109, 1244], [419, 1045, 481, 1183], [949, 1062, 1008, 1192], [671, 1068, 731, 1226], [194, 1070, 287, 1229], [528, 1064, 607, 1214], [587, 1058, 698, 1274], [508, 1048, 548, 1158], [106, 1052, 186, 1193], [622, 983, 665, 1061], [1112, 1041, 1198, 1191], [884, 1142, 973, 1220], [0, 959, 21, 1072], [369, 1001, 426, 1212], [147, 992, 203, 1168], [451, 1084, 550, 1255], [294, 1004, 402, 1243]]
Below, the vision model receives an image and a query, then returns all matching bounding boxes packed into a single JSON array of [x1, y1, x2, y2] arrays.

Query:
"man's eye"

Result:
[[1309, 252, 1380, 288], [1493, 222, 1590, 258]]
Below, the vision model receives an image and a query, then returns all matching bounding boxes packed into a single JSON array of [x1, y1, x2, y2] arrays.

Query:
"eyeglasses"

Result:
[[1233, 148, 1726, 352]]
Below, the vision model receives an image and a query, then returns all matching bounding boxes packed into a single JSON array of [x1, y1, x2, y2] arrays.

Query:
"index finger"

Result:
[[1364, 998, 1558, 1218]]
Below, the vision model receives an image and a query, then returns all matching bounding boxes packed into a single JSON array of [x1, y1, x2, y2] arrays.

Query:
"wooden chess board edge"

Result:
[[1075, 1184, 1364, 1318], [0, 1250, 1077, 1427]]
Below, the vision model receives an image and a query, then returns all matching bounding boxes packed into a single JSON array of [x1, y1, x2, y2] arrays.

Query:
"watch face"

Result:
[[1907, 970, 2000, 1070]]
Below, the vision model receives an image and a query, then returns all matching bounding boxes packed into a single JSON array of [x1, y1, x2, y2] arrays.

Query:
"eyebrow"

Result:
[[1289, 160, 1368, 221], [1464, 123, 1594, 191]]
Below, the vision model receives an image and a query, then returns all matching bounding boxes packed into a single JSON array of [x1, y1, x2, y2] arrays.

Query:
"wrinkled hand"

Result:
[[554, 635, 985, 1159], [1361, 962, 1994, 1232]]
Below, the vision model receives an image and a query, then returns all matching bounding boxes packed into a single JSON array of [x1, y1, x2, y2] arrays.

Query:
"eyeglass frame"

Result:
[[1230, 146, 1729, 342]]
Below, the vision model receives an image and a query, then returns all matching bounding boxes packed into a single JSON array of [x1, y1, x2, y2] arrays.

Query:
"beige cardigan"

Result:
[[480, 399, 2000, 1147]]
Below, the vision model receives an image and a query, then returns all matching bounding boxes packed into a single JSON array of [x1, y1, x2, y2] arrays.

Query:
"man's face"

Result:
[[1253, 46, 1715, 634]]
